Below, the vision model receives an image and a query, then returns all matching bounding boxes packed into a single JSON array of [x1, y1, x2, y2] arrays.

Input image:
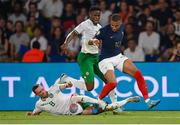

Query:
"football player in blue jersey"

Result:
[[91, 13, 160, 109]]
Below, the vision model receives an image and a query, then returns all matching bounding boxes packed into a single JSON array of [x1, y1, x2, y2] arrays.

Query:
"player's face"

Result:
[[89, 10, 101, 25], [34, 86, 47, 98], [110, 20, 122, 32]]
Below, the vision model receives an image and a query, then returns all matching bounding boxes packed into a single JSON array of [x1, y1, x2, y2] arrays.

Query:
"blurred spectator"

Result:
[[61, 2, 76, 33], [173, 9, 180, 36], [109, 1, 119, 13], [66, 36, 81, 62], [160, 23, 180, 52], [50, 16, 62, 36], [24, 0, 41, 12], [157, 48, 172, 62], [138, 21, 160, 61], [169, 41, 180, 61], [0, 17, 6, 37], [26, 2, 44, 24], [47, 26, 66, 62], [0, 17, 9, 61], [0, 0, 179, 62], [5, 20, 14, 39], [38, 0, 63, 19], [124, 39, 145, 62], [123, 23, 138, 48], [8, 2, 27, 25], [75, 0, 91, 11], [22, 40, 46, 62], [26, 16, 38, 39], [30, 25, 48, 52], [118, 1, 132, 24], [78, 7, 88, 20], [151, 0, 173, 31], [138, 6, 154, 29], [76, 15, 85, 26], [9, 21, 30, 61], [99, 0, 112, 27], [0, 0, 12, 19]]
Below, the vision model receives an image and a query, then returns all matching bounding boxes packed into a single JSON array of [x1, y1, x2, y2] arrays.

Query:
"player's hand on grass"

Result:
[[26, 112, 33, 116]]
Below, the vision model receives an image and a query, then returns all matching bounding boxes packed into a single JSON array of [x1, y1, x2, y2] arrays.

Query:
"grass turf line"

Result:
[[0, 111, 180, 124]]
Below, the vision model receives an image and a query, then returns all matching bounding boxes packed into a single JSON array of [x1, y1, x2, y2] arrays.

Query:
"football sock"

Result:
[[109, 89, 117, 103], [115, 99, 128, 107], [134, 70, 149, 100], [106, 99, 127, 110], [99, 82, 117, 99], [145, 99, 150, 103], [64, 76, 87, 91], [71, 95, 98, 104]]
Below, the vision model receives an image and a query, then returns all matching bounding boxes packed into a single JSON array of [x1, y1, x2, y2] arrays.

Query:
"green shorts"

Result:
[[77, 52, 105, 83]]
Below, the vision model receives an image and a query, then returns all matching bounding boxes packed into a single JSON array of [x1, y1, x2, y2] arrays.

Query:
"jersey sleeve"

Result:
[[49, 84, 61, 93], [74, 22, 85, 34], [32, 102, 43, 114]]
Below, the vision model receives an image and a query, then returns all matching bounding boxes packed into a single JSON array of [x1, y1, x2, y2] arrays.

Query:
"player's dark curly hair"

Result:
[[89, 6, 100, 12]]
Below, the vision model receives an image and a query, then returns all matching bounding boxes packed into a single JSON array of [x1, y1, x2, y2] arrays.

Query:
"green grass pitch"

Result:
[[0, 111, 180, 124]]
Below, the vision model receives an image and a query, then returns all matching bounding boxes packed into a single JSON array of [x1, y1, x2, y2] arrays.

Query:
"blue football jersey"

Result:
[[95, 24, 125, 61]]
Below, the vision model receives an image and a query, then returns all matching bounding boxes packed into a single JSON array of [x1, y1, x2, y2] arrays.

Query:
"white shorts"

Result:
[[98, 53, 128, 75]]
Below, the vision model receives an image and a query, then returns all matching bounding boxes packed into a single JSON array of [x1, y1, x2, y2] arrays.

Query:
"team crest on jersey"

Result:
[[69, 103, 78, 113], [115, 42, 120, 48], [86, 72, 89, 76]]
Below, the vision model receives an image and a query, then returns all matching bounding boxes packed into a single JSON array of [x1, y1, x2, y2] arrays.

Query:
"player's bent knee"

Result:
[[86, 83, 94, 91], [86, 87, 94, 91]]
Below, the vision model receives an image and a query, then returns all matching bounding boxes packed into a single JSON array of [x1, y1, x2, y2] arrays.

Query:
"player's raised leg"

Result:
[[122, 59, 160, 109]]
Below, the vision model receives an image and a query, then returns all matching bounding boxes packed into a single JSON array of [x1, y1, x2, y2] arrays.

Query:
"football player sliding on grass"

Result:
[[27, 77, 140, 116]]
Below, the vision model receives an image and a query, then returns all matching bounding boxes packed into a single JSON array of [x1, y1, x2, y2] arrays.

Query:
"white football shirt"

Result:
[[74, 19, 102, 54], [33, 84, 72, 115]]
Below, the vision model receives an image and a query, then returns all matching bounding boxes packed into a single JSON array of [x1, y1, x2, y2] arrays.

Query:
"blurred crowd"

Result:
[[0, 0, 180, 62]]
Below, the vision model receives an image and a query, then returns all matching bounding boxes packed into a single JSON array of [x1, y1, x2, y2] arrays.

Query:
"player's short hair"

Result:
[[89, 6, 100, 12], [111, 13, 121, 21], [32, 84, 39, 94]]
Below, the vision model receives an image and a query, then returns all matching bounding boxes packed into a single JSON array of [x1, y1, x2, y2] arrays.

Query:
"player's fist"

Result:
[[66, 82, 73, 88], [89, 39, 101, 47], [92, 39, 100, 46]]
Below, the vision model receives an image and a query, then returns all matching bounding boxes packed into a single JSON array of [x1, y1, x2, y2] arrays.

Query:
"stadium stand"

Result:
[[0, 0, 179, 62]]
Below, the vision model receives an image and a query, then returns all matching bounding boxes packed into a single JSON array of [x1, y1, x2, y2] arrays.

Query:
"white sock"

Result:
[[116, 99, 128, 107], [106, 99, 128, 110], [109, 89, 117, 103], [64, 76, 87, 91], [71, 95, 98, 104], [145, 98, 150, 103]]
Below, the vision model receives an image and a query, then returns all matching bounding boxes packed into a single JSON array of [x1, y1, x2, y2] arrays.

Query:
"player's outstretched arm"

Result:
[[59, 82, 73, 90], [61, 30, 78, 54]]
